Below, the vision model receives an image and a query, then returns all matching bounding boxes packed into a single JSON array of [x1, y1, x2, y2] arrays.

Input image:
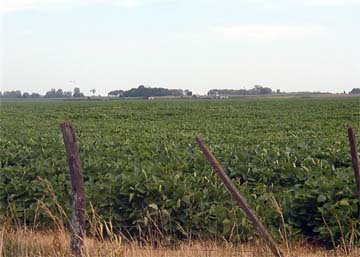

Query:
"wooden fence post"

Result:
[[60, 121, 86, 257], [196, 136, 284, 257], [347, 127, 360, 219]]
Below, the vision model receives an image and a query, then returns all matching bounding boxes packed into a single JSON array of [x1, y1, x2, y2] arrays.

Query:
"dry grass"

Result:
[[1, 192, 358, 257], [0, 227, 359, 257]]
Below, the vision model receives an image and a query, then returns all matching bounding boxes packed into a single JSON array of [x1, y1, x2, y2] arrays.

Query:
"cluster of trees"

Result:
[[0, 88, 85, 98], [349, 88, 360, 94], [0, 90, 41, 98], [108, 85, 192, 97], [208, 85, 274, 96], [44, 87, 84, 98]]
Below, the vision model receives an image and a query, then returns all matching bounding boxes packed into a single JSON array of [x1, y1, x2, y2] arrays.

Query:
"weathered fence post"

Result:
[[196, 136, 284, 257], [60, 121, 86, 257], [347, 127, 360, 219]]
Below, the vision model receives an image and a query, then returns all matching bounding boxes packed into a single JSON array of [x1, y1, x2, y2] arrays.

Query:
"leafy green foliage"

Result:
[[0, 97, 359, 245]]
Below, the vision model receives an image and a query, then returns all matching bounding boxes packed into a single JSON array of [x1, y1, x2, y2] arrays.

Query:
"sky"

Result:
[[0, 0, 359, 95]]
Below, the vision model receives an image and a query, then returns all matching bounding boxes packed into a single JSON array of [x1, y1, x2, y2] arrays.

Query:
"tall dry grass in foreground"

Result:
[[0, 227, 359, 257], [1, 198, 359, 257], [1, 189, 358, 257]]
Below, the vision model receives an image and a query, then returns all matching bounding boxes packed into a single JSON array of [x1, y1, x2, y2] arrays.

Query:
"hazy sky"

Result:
[[1, 0, 359, 95]]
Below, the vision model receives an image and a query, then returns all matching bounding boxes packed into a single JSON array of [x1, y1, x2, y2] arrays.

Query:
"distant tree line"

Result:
[[108, 85, 192, 97], [0, 90, 41, 98], [0, 87, 85, 98], [44, 87, 84, 98], [207, 85, 274, 96], [349, 88, 360, 94], [1, 86, 359, 99]]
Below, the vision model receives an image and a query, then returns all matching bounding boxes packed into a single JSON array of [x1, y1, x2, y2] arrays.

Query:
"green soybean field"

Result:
[[0, 96, 359, 246]]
